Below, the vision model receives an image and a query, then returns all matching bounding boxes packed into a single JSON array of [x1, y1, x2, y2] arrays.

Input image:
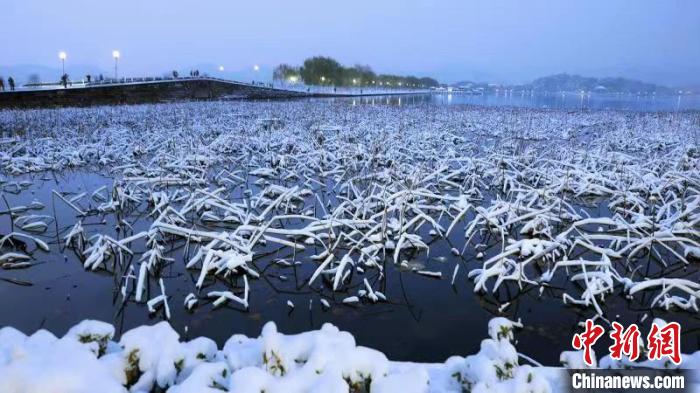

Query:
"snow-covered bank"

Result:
[[1, 317, 698, 393]]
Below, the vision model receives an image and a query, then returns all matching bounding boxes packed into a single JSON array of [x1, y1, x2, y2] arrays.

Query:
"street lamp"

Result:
[[112, 50, 120, 80], [252, 65, 260, 83], [218, 65, 225, 72], [321, 76, 326, 84], [59, 51, 67, 75]]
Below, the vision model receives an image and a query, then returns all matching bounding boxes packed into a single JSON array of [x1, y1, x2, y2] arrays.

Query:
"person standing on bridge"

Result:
[[61, 74, 69, 88], [7, 77, 15, 91], [0, 77, 4, 92]]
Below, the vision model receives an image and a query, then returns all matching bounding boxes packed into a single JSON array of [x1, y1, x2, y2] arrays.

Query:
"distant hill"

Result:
[[452, 73, 685, 95], [528, 73, 674, 94]]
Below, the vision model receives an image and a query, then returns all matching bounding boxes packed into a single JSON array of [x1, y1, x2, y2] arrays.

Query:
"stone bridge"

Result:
[[0, 77, 425, 108]]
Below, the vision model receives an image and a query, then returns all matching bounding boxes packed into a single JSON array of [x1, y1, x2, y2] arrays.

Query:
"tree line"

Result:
[[273, 56, 439, 88]]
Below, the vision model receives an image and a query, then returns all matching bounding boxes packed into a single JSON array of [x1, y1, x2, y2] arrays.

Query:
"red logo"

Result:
[[609, 322, 641, 361], [647, 322, 682, 365], [572, 320, 682, 366], [572, 319, 605, 366]]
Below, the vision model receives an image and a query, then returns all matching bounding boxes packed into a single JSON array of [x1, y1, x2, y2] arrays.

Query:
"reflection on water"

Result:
[[337, 92, 700, 112]]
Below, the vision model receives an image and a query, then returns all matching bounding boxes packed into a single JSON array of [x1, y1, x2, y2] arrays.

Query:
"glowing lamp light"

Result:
[[112, 50, 120, 59], [58, 51, 67, 76]]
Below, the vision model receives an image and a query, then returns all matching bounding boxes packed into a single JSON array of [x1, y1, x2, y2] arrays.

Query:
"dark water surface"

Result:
[[1, 168, 698, 366]]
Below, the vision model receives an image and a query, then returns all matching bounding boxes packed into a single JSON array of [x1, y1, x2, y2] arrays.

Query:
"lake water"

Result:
[[340, 92, 700, 112], [5, 169, 698, 365]]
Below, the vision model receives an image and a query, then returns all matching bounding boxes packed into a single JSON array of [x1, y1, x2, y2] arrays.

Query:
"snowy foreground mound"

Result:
[[1, 318, 698, 393], [0, 317, 549, 393]]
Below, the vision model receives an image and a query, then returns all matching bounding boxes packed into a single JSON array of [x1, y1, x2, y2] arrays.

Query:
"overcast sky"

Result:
[[2, 0, 699, 85]]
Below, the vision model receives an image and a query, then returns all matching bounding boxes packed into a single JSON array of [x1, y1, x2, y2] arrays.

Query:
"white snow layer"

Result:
[[2, 318, 699, 392]]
